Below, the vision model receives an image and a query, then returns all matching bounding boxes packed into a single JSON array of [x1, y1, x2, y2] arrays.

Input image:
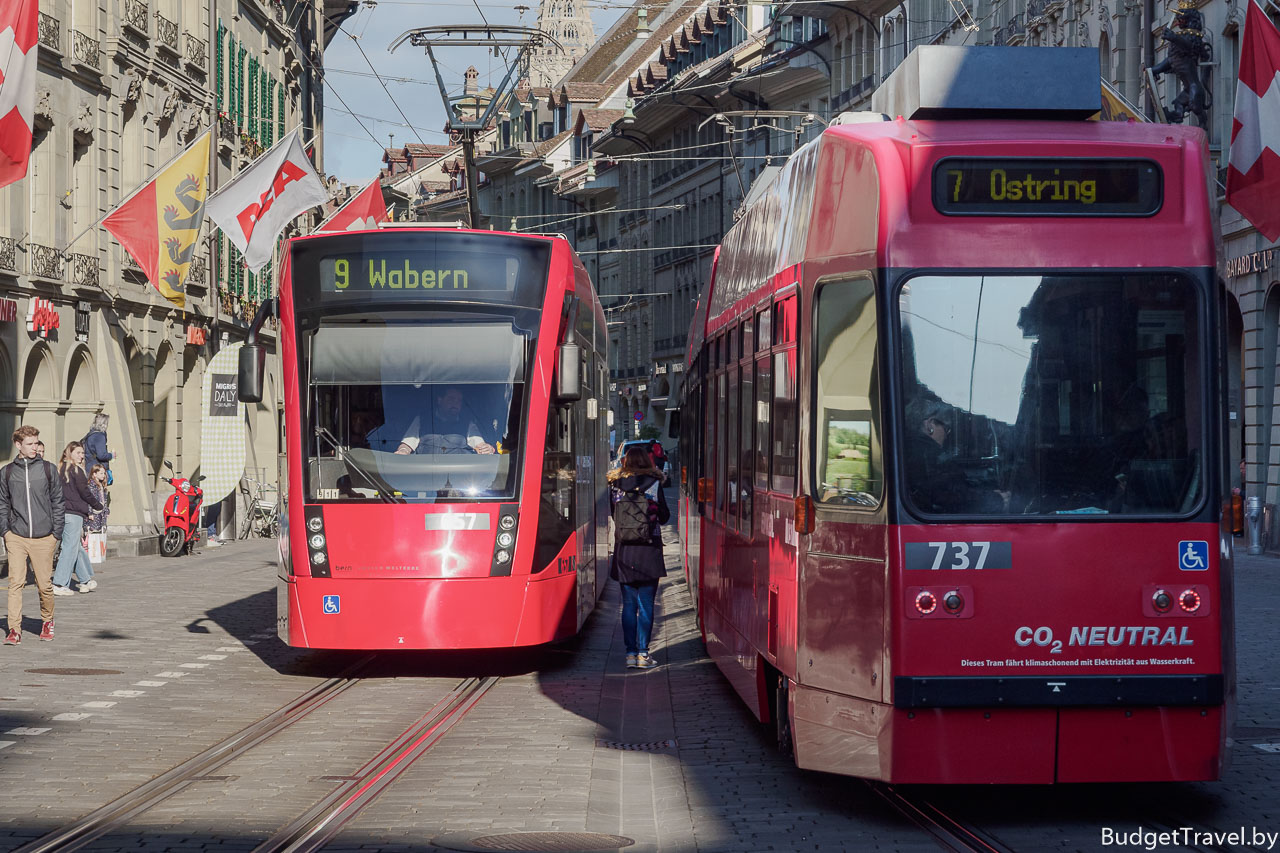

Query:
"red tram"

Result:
[[677, 47, 1234, 783], [240, 226, 611, 649]]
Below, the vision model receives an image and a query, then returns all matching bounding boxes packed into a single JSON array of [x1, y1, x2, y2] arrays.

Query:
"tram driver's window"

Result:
[[814, 278, 881, 506]]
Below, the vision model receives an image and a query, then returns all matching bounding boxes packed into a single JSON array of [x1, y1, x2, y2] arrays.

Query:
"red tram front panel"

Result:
[[273, 229, 609, 650]]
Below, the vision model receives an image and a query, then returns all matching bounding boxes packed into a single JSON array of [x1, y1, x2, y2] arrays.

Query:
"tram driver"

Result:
[[906, 400, 1010, 514], [394, 386, 496, 456]]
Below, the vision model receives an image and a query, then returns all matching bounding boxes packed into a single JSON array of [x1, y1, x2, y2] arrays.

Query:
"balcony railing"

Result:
[[184, 33, 207, 69], [0, 237, 17, 273], [70, 253, 99, 288], [30, 244, 65, 280], [72, 30, 102, 70], [38, 12, 60, 52], [188, 256, 206, 287], [155, 12, 178, 51], [1026, 0, 1048, 21], [123, 0, 148, 35]]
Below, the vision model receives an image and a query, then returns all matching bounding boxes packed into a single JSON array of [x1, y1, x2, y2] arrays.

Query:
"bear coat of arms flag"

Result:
[[1227, 0, 1280, 242], [102, 131, 211, 308], [316, 178, 389, 232], [0, 0, 39, 189], [205, 128, 328, 271]]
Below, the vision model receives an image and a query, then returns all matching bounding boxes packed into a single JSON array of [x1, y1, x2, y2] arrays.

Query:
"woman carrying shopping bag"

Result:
[[608, 445, 670, 669], [86, 464, 109, 565], [51, 442, 104, 595]]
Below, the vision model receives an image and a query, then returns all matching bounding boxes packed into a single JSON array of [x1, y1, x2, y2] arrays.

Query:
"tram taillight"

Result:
[[1179, 589, 1202, 613], [915, 591, 938, 614]]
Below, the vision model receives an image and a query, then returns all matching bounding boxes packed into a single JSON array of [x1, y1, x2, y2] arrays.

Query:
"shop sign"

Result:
[[0, 298, 16, 323], [1225, 248, 1276, 279], [26, 298, 59, 338], [75, 301, 90, 343], [654, 364, 667, 375], [186, 325, 208, 346]]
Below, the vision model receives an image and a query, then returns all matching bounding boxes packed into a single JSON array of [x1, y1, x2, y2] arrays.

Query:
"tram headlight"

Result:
[[943, 591, 964, 614], [495, 549, 511, 563], [311, 551, 327, 565], [1152, 589, 1173, 613], [497, 531, 514, 548], [309, 533, 326, 549], [1178, 588, 1202, 613], [500, 515, 516, 531], [914, 591, 937, 615], [307, 517, 324, 533]]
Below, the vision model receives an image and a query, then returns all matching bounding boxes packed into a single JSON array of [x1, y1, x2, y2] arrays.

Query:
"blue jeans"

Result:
[[53, 513, 94, 587], [620, 581, 659, 655]]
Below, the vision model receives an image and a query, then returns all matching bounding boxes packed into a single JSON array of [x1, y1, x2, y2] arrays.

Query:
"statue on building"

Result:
[[1150, 0, 1212, 126]]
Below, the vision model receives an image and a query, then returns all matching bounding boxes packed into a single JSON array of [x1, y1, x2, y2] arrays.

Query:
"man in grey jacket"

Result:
[[1, 425, 66, 644]]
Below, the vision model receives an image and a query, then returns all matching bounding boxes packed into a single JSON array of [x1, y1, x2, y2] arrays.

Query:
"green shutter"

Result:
[[248, 58, 258, 141], [237, 46, 246, 127], [215, 23, 224, 112], [260, 73, 269, 145], [277, 86, 285, 139], [266, 78, 276, 146]]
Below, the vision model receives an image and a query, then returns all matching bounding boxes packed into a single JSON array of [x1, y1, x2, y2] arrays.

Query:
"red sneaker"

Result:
[[39, 621, 53, 641], [3, 628, 19, 645]]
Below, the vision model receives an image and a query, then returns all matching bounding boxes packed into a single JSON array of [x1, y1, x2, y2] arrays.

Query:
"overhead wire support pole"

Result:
[[391, 25, 564, 229]]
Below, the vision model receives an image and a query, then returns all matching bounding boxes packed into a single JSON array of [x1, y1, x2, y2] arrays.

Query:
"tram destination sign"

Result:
[[933, 158, 1162, 216], [319, 250, 519, 295]]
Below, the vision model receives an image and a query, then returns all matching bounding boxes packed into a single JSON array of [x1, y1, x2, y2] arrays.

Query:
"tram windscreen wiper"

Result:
[[314, 426, 403, 503]]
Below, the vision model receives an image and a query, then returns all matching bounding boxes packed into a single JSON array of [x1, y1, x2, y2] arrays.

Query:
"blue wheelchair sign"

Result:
[[1178, 540, 1209, 571], [322, 594, 341, 614]]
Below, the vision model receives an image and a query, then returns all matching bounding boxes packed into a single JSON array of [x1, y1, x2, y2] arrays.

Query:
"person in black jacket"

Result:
[[608, 445, 670, 669], [51, 442, 103, 595], [1, 425, 66, 644]]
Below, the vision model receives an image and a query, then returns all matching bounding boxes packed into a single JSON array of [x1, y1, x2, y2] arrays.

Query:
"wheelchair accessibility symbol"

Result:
[[322, 595, 340, 614], [1178, 540, 1209, 571]]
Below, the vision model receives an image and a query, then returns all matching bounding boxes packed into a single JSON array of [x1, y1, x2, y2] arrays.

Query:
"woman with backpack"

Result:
[[608, 445, 670, 669]]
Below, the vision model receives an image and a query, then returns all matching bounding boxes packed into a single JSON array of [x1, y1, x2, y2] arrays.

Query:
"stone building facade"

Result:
[[0, 0, 345, 545]]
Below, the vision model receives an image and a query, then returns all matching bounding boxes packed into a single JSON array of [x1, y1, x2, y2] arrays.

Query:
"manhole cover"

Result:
[[434, 832, 634, 852], [24, 668, 122, 676]]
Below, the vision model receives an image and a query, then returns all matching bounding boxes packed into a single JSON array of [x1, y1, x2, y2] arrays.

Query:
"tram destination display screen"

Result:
[[932, 158, 1162, 216], [292, 232, 552, 310]]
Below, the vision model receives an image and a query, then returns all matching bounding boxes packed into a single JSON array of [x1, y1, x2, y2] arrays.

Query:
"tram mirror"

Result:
[[239, 344, 266, 403], [556, 344, 582, 402]]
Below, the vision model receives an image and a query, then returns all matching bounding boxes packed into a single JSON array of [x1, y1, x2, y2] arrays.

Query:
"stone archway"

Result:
[[0, 340, 15, 442], [21, 342, 58, 441], [149, 342, 178, 488], [65, 344, 100, 447]]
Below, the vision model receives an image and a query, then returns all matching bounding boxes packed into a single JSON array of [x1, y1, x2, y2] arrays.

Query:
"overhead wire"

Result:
[[340, 30, 432, 144]]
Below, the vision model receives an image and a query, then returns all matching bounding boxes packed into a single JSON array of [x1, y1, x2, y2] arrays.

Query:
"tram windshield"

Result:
[[897, 273, 1203, 517], [300, 319, 533, 503]]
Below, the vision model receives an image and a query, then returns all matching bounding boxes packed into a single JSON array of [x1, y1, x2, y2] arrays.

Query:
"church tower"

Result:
[[525, 0, 596, 87]]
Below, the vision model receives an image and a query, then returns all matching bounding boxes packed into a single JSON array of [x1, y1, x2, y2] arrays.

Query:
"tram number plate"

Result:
[[904, 541, 1012, 570]]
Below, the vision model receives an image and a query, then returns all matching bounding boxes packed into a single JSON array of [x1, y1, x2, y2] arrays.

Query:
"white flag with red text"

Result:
[[205, 128, 328, 271], [0, 0, 39, 188], [1227, 0, 1280, 242]]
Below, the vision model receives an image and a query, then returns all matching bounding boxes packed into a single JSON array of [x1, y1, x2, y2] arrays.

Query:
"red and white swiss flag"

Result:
[[1227, 0, 1280, 242], [316, 178, 389, 232], [0, 0, 38, 189]]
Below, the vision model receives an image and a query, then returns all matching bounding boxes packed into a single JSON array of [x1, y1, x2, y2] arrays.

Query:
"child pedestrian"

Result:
[[86, 464, 109, 565]]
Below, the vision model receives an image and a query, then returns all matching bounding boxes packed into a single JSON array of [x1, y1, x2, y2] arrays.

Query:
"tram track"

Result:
[[14, 657, 498, 853], [867, 782, 1020, 853]]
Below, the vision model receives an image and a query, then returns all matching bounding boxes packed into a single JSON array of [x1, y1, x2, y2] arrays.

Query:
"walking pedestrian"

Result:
[[85, 464, 110, 566], [608, 445, 670, 669], [1, 425, 65, 644], [82, 414, 113, 485], [52, 442, 102, 595]]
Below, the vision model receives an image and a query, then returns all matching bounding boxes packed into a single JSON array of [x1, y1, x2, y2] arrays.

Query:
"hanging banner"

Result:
[[200, 343, 247, 504]]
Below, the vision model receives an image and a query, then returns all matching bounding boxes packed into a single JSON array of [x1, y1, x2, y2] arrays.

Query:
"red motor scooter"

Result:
[[159, 460, 205, 557]]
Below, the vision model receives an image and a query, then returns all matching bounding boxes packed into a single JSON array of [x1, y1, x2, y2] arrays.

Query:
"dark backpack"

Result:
[[614, 486, 655, 545]]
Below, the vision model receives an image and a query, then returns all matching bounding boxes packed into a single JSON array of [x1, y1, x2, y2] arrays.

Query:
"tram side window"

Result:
[[773, 348, 798, 494], [755, 355, 771, 490], [740, 358, 755, 533], [757, 308, 772, 353], [717, 362, 728, 512], [814, 278, 881, 506], [774, 296, 797, 346], [727, 366, 740, 520]]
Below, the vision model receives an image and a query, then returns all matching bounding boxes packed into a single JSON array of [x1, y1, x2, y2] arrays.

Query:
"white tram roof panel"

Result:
[[871, 46, 1102, 122]]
